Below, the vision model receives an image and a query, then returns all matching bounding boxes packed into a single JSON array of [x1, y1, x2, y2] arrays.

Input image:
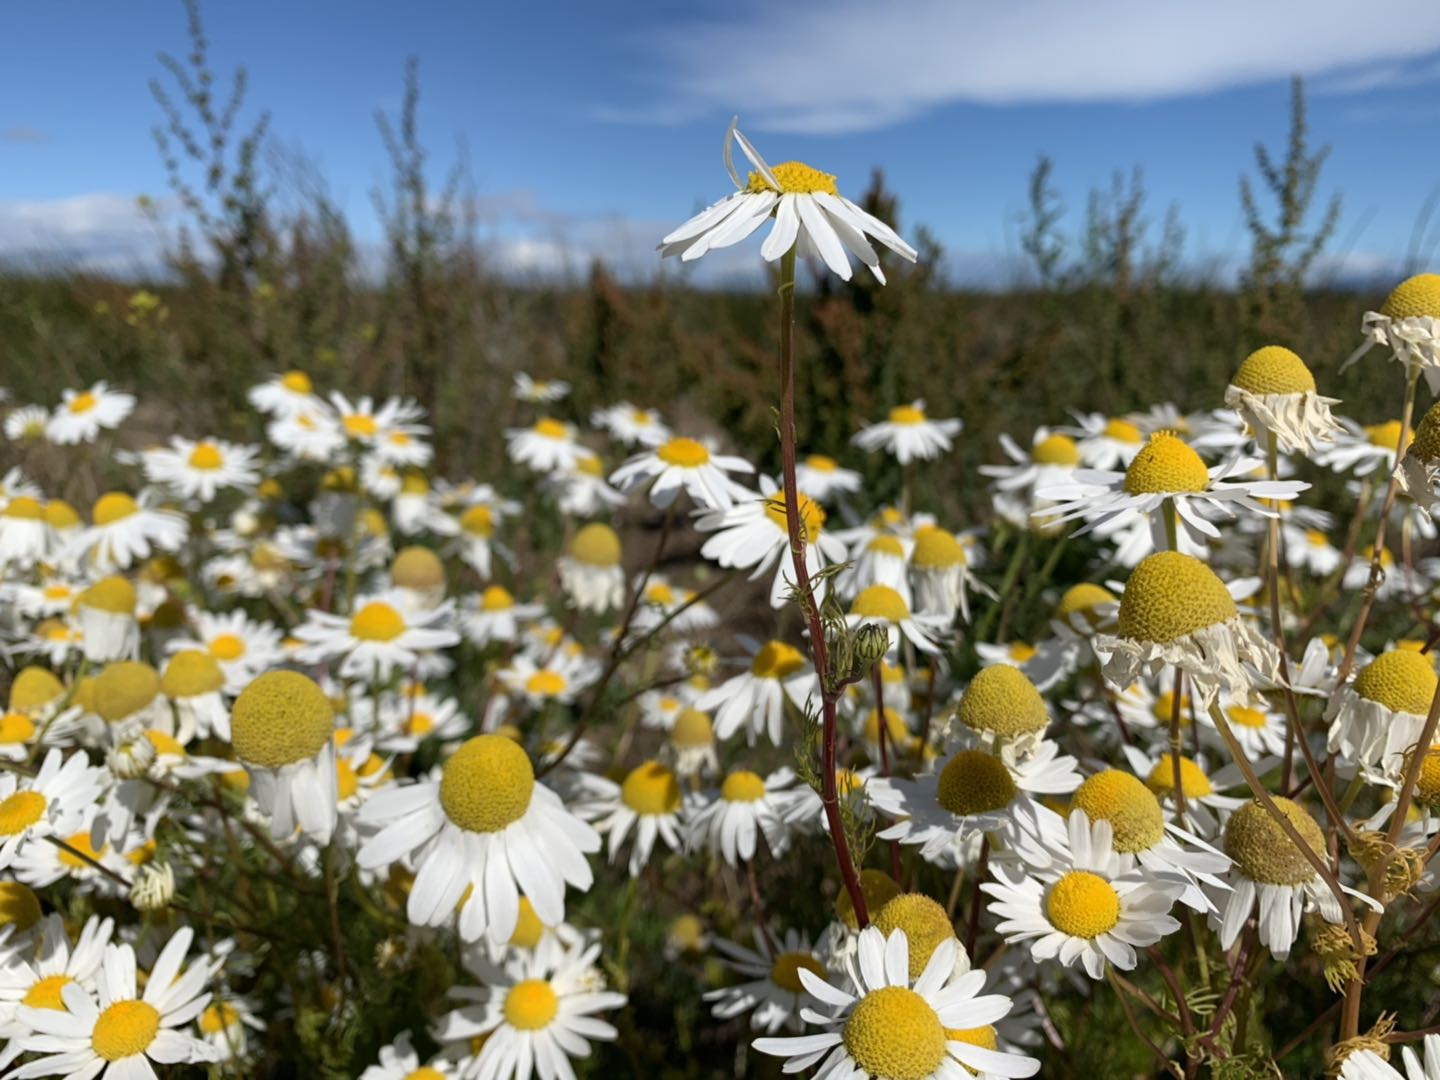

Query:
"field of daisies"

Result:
[[9, 109, 1440, 1080]]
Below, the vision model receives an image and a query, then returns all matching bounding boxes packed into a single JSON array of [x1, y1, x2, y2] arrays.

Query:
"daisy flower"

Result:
[[1318, 418, 1410, 477], [697, 478, 845, 609], [847, 584, 950, 656], [852, 401, 962, 465], [753, 926, 1037, 1080], [512, 372, 570, 404], [557, 524, 625, 614], [460, 586, 545, 648], [142, 437, 261, 503], [361, 1031, 457, 1080], [684, 767, 794, 866], [357, 734, 599, 943], [590, 402, 669, 448], [1095, 551, 1281, 710], [1339, 1033, 1440, 1080], [1204, 697, 1288, 759], [982, 810, 1183, 979], [794, 453, 862, 503], [247, 370, 321, 417], [75, 492, 187, 574], [0, 914, 114, 1070], [695, 638, 813, 746], [981, 428, 1082, 528], [431, 938, 625, 1080], [496, 652, 600, 710], [704, 927, 829, 1034], [168, 609, 284, 693], [659, 119, 917, 283], [843, 533, 913, 606], [1224, 345, 1341, 456], [266, 407, 344, 462], [577, 761, 685, 877], [449, 501, 515, 580], [1343, 273, 1440, 390], [1327, 648, 1437, 776], [911, 525, 990, 623], [329, 392, 423, 447], [371, 689, 471, 753], [1284, 522, 1342, 575], [159, 650, 230, 742], [4, 405, 49, 443], [194, 995, 266, 1063], [292, 590, 459, 680], [1063, 413, 1146, 469], [229, 671, 338, 843], [44, 382, 134, 445], [0, 748, 106, 872], [609, 435, 754, 511], [0, 498, 50, 570], [505, 417, 583, 474], [1398, 399, 1440, 515], [550, 452, 626, 517]]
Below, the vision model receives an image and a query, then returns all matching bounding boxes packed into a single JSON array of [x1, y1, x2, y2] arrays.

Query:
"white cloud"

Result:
[[0, 193, 165, 276], [602, 0, 1440, 133]]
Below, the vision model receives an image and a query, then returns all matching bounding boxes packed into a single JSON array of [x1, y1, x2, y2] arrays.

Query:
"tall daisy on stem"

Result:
[[659, 119, 917, 926]]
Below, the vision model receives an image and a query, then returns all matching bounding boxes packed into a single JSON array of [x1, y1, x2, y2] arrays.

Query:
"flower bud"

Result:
[[684, 644, 719, 679], [108, 735, 156, 780], [129, 862, 175, 911], [853, 623, 891, 669]]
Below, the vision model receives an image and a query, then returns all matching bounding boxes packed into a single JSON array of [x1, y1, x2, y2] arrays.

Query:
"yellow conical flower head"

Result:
[[770, 951, 827, 994], [670, 708, 714, 748], [1032, 434, 1081, 466], [1223, 798, 1325, 885], [440, 735, 535, 833], [1411, 400, 1440, 464], [936, 751, 1017, 816], [160, 651, 225, 699], [842, 985, 947, 1080], [956, 664, 1048, 737], [834, 868, 901, 931], [1122, 432, 1209, 495], [231, 671, 334, 769], [1117, 552, 1236, 644], [1410, 745, 1440, 812], [2, 497, 42, 521], [1071, 770, 1164, 853], [93, 662, 160, 724], [9, 667, 63, 715], [1055, 583, 1116, 624], [78, 576, 136, 616], [45, 501, 80, 530], [873, 893, 960, 980], [764, 491, 824, 543], [567, 523, 621, 567], [746, 161, 838, 196], [1145, 754, 1212, 799], [1232, 346, 1317, 395], [850, 584, 910, 622], [390, 546, 445, 591], [1353, 649, 1437, 715], [620, 761, 681, 815], [1381, 273, 1440, 320], [911, 526, 966, 570], [0, 882, 41, 932]]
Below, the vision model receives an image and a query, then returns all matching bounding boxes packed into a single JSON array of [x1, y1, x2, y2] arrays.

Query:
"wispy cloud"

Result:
[[599, 0, 1440, 134], [0, 193, 165, 276], [3, 125, 48, 145]]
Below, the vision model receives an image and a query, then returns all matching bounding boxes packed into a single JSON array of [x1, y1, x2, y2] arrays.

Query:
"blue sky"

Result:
[[4, 0, 1440, 285]]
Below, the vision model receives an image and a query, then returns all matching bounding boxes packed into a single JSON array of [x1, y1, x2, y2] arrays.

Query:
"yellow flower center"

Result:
[[1227, 705, 1268, 730], [0, 882, 40, 930], [568, 523, 622, 567], [92, 999, 160, 1061], [1146, 754, 1213, 799], [644, 581, 676, 606], [1148, 690, 1192, 728], [576, 453, 603, 477], [764, 491, 825, 543], [1366, 420, 1411, 453], [56, 831, 107, 871], [510, 897, 546, 949], [404, 1070, 445, 1080], [936, 750, 1017, 816], [669, 913, 705, 951], [0, 790, 47, 835], [746, 160, 839, 196], [1008, 642, 1037, 663], [621, 760, 681, 815], [0, 712, 35, 749], [68, 392, 97, 414], [92, 493, 139, 526], [80, 576, 138, 616], [350, 602, 406, 642], [1104, 418, 1143, 443], [1123, 431, 1210, 495], [842, 986, 947, 1080], [947, 1025, 999, 1051], [670, 708, 714, 748], [10, 668, 63, 714], [805, 453, 837, 472], [460, 505, 494, 538], [187, 443, 224, 470], [1046, 870, 1121, 938], [204, 634, 246, 662], [281, 370, 312, 394], [769, 951, 826, 994], [160, 650, 224, 699], [1411, 401, 1440, 463], [1032, 433, 1081, 466], [142, 730, 184, 758], [835, 869, 902, 930], [480, 585, 515, 611], [525, 670, 567, 697], [888, 405, 926, 426], [751, 640, 806, 680], [22, 973, 72, 1010], [503, 979, 559, 1031], [1117, 551, 1237, 644], [532, 418, 569, 440], [198, 1002, 241, 1035], [1231, 346, 1317, 395], [720, 770, 766, 803], [1381, 273, 1440, 320], [851, 584, 910, 623], [1223, 797, 1325, 885], [656, 437, 710, 467], [1055, 582, 1116, 622], [440, 735, 535, 833], [343, 414, 378, 438], [1354, 649, 1438, 715], [864, 707, 910, 749], [911, 526, 965, 569], [1071, 770, 1165, 853], [92, 661, 160, 723], [957, 664, 1048, 736], [873, 893, 959, 979], [391, 547, 445, 591], [3, 496, 43, 520], [230, 671, 334, 769]]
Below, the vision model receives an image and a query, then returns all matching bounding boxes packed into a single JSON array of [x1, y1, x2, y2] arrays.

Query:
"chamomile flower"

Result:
[[0, 749, 106, 872], [1344, 273, 1440, 389], [1065, 413, 1146, 469], [1398, 399, 1440, 515], [142, 437, 261, 503], [1205, 698, 1288, 759], [159, 650, 230, 742], [982, 428, 1082, 528], [194, 995, 266, 1063], [705, 928, 828, 1034], [794, 454, 862, 503], [591, 402, 669, 448], [659, 119, 917, 283], [459, 586, 544, 648], [696, 638, 813, 746], [982, 810, 1182, 979], [852, 401, 963, 465], [0, 914, 114, 1069], [610, 436, 754, 511], [512, 372, 570, 404], [330, 392, 423, 447], [431, 938, 624, 1080], [45, 383, 135, 445], [753, 926, 1037, 1080], [1327, 648, 1437, 775], [1096, 551, 1281, 710], [698, 478, 845, 609], [557, 523, 625, 613], [911, 525, 990, 623], [848, 584, 950, 656], [0, 498, 50, 570], [684, 767, 794, 866], [266, 407, 344, 462], [361, 1030, 457, 1080], [1285, 522, 1343, 575], [497, 652, 600, 710], [505, 418, 583, 474], [75, 492, 187, 574], [578, 761, 685, 877], [169, 609, 284, 693], [5, 405, 49, 443], [248, 370, 321, 417], [6, 927, 219, 1077], [551, 451, 626, 517], [1224, 345, 1341, 456], [292, 591, 459, 680], [357, 734, 599, 943], [230, 671, 338, 843], [1319, 418, 1411, 477], [1339, 1033, 1440, 1080]]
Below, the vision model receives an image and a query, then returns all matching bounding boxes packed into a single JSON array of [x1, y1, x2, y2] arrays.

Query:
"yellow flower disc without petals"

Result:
[[1046, 871, 1121, 938], [1381, 273, 1440, 320], [1123, 432, 1210, 495], [770, 951, 826, 994], [936, 751, 1017, 816], [842, 986, 947, 1080], [873, 893, 959, 980], [568, 523, 622, 567], [1223, 798, 1325, 885], [93, 662, 160, 723], [1055, 582, 1116, 622], [503, 979, 559, 1030], [91, 999, 160, 1061], [1071, 770, 1165, 853], [851, 584, 910, 623], [10, 668, 63, 714], [1354, 650, 1438, 715], [957, 664, 1048, 736], [439, 735, 535, 833], [160, 651, 225, 698], [835, 869, 901, 930], [230, 671, 334, 769], [1231, 346, 1317, 395], [1117, 552, 1236, 644]]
